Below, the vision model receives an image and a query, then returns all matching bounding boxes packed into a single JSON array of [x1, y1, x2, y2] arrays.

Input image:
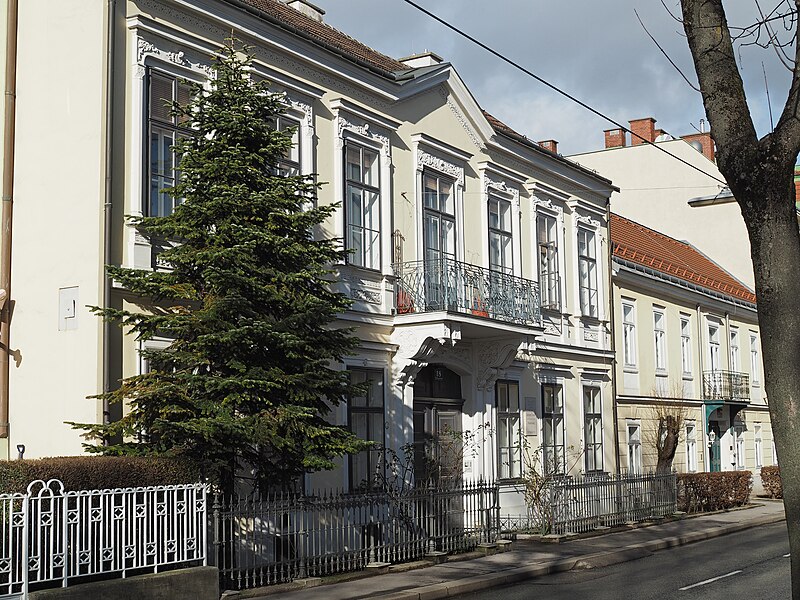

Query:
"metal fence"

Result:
[[0, 479, 208, 599], [501, 471, 677, 536], [214, 481, 499, 591]]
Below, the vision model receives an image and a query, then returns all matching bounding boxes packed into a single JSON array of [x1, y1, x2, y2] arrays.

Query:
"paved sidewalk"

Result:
[[244, 500, 786, 600]]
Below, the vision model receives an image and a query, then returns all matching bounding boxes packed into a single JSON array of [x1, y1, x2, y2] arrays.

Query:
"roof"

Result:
[[610, 213, 756, 304], [226, 0, 410, 74]]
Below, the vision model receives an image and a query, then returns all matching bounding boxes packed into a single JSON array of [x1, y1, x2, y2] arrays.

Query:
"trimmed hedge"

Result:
[[0, 456, 201, 494], [677, 471, 752, 513], [761, 466, 783, 499]]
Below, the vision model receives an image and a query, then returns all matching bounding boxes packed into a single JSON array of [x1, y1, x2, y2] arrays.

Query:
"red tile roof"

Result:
[[610, 213, 756, 304], [227, 0, 409, 73]]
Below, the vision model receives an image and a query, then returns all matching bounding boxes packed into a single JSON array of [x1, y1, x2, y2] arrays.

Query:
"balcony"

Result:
[[393, 259, 541, 327], [702, 370, 750, 401]]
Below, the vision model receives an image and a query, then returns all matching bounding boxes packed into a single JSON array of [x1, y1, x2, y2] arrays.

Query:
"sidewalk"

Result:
[[242, 500, 786, 600]]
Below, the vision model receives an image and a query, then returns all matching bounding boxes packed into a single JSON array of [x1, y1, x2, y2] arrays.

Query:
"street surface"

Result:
[[456, 522, 790, 600]]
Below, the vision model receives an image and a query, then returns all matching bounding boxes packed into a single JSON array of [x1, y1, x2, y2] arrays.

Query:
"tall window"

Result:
[[685, 422, 697, 472], [750, 333, 760, 385], [583, 386, 603, 473], [708, 323, 721, 371], [542, 383, 565, 474], [680, 316, 692, 376], [348, 368, 385, 490], [270, 114, 301, 176], [627, 422, 642, 474], [496, 381, 522, 479], [537, 214, 560, 309], [345, 142, 381, 270], [488, 196, 513, 274], [735, 422, 745, 470], [423, 172, 456, 262], [622, 301, 637, 368], [755, 423, 763, 469], [653, 309, 666, 371], [730, 327, 740, 371], [578, 228, 598, 318], [148, 70, 192, 217]]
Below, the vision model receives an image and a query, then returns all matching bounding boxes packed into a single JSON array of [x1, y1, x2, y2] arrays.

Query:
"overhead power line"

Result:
[[400, 0, 729, 187]]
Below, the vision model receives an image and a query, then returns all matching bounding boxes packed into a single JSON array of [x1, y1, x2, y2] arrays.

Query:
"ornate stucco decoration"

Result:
[[417, 151, 464, 186], [136, 38, 214, 77], [437, 85, 484, 151], [575, 213, 602, 229], [336, 115, 391, 158], [288, 98, 314, 128], [484, 175, 520, 207], [532, 194, 564, 216], [475, 339, 523, 391]]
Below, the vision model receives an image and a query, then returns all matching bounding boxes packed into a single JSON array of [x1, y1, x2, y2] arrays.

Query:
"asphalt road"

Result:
[[456, 521, 790, 600]]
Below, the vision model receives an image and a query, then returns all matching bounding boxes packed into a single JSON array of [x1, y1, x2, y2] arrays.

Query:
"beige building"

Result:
[[611, 213, 773, 477], [0, 0, 618, 515]]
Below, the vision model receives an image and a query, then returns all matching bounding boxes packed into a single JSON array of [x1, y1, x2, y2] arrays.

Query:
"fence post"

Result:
[[21, 485, 30, 598], [297, 495, 307, 580]]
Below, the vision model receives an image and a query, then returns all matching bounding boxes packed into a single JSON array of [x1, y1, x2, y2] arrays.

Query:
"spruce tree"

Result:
[[75, 42, 367, 493]]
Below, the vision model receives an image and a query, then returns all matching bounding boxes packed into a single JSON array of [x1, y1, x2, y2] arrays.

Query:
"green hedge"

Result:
[[0, 456, 201, 494], [677, 471, 752, 513], [760, 466, 782, 499]]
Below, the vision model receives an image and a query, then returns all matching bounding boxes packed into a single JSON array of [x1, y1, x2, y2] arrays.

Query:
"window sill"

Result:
[[682, 373, 693, 381], [655, 370, 668, 378], [623, 366, 638, 374]]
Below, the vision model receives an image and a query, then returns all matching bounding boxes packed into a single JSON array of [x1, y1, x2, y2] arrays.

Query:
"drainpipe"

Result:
[[697, 304, 707, 469], [607, 202, 620, 474], [101, 0, 117, 427], [0, 0, 19, 441]]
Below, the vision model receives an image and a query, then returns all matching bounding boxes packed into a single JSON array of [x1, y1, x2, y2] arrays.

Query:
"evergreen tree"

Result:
[[74, 42, 367, 493]]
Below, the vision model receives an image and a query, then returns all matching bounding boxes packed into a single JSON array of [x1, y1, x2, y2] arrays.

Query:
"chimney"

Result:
[[604, 128, 627, 149], [285, 0, 325, 22], [399, 51, 444, 68], [629, 117, 657, 146], [682, 132, 716, 162], [538, 139, 558, 154]]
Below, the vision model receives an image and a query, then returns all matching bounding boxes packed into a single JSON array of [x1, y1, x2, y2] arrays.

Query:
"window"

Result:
[[755, 423, 763, 469], [147, 70, 192, 217], [622, 301, 637, 368], [708, 323, 721, 371], [681, 316, 692, 376], [583, 386, 603, 473], [423, 171, 456, 262], [537, 214, 560, 309], [345, 142, 381, 270], [270, 114, 301, 176], [627, 422, 642, 474], [734, 422, 745, 470], [542, 383, 565, 474], [488, 196, 513, 274], [578, 228, 598, 317], [496, 381, 522, 479], [750, 333, 760, 385], [348, 368, 385, 490], [730, 327, 740, 371], [653, 309, 666, 371], [686, 422, 697, 472]]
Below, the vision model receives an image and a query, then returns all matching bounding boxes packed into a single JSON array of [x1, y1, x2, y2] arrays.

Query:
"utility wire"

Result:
[[400, 0, 729, 187]]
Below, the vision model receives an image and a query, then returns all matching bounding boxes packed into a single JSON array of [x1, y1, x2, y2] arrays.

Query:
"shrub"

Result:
[[677, 471, 752, 513], [760, 466, 783, 499], [0, 456, 200, 494]]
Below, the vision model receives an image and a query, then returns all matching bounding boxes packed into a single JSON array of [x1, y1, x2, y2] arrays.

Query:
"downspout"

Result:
[[697, 304, 707, 469], [0, 0, 19, 441], [102, 0, 117, 427], [607, 202, 620, 474]]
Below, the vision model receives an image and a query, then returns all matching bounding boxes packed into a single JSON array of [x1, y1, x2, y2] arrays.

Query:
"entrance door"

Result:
[[709, 421, 722, 472]]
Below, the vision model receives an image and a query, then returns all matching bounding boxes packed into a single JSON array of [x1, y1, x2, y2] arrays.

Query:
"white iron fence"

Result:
[[501, 471, 677, 536], [0, 479, 208, 599], [214, 481, 499, 591]]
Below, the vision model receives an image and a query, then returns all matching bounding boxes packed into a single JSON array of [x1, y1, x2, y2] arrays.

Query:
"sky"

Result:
[[316, 0, 795, 155]]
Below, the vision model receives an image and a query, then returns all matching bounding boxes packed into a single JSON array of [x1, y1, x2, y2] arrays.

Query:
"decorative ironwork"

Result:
[[394, 259, 541, 326], [702, 370, 750, 401], [0, 479, 207, 599]]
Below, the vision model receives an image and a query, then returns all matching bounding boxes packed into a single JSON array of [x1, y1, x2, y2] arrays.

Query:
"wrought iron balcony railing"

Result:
[[702, 370, 750, 401], [393, 258, 541, 326]]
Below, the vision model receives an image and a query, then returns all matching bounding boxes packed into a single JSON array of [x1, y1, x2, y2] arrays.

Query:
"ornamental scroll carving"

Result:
[[575, 213, 602, 229], [531, 194, 564, 216], [417, 151, 464, 185], [137, 38, 214, 77], [336, 115, 390, 157], [484, 175, 520, 207]]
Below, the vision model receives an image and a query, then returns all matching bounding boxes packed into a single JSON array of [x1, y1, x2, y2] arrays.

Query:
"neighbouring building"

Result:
[[610, 213, 773, 479], [0, 0, 619, 515]]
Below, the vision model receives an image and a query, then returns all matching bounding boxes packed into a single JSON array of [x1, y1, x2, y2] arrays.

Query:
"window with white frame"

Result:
[[345, 142, 381, 270], [488, 196, 513, 274], [708, 322, 721, 371], [735, 421, 745, 470], [653, 308, 667, 372], [496, 380, 522, 479], [622, 301, 637, 368], [755, 423, 763, 468], [730, 327, 740, 371], [750, 333, 760, 385], [147, 69, 192, 217], [542, 383, 566, 474], [686, 421, 697, 472], [627, 422, 642, 474], [583, 386, 603, 473], [578, 228, 598, 317], [537, 214, 560, 309], [347, 368, 385, 490], [269, 114, 301, 176], [680, 316, 692, 377]]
